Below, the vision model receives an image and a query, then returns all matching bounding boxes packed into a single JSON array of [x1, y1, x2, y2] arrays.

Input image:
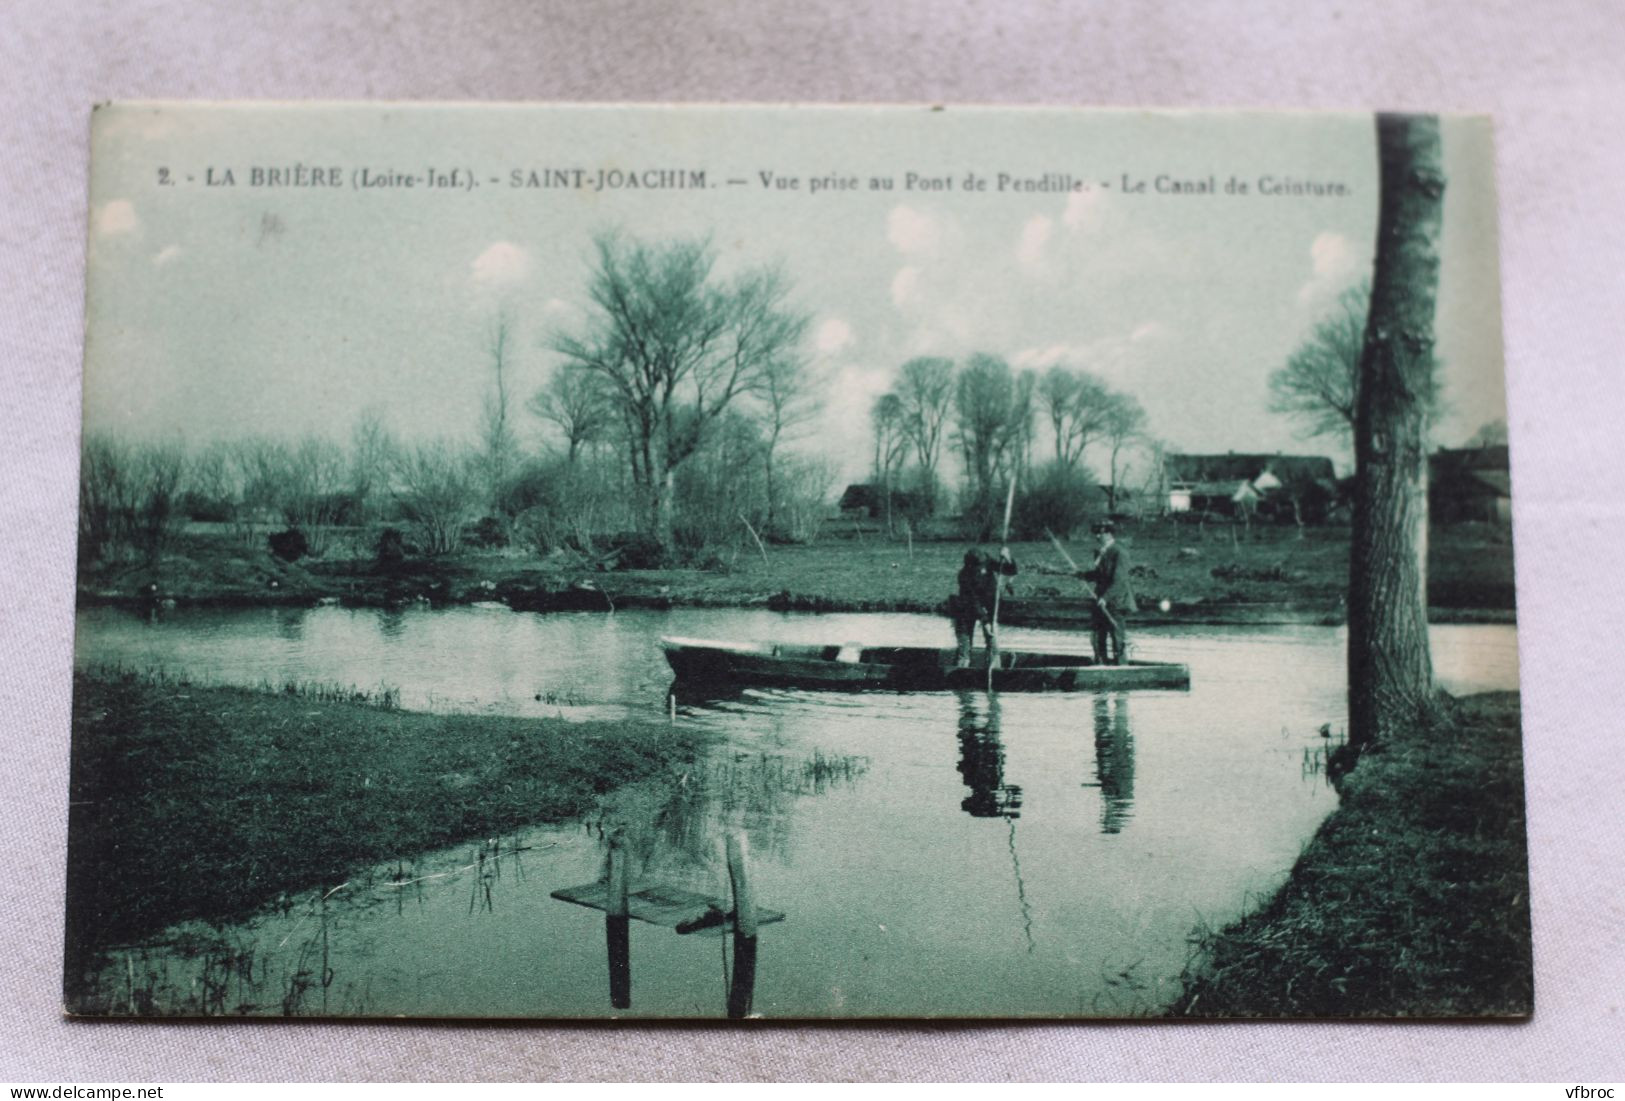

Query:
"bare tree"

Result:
[[1465, 418, 1508, 448], [350, 408, 396, 524], [953, 353, 1028, 536], [528, 362, 614, 463], [550, 232, 808, 553], [1348, 113, 1445, 752], [1101, 391, 1148, 511], [870, 392, 910, 531], [280, 437, 348, 554], [1037, 365, 1112, 469], [1269, 282, 1368, 438], [226, 438, 284, 546], [78, 435, 136, 562], [78, 435, 189, 563], [394, 440, 475, 556], [893, 356, 955, 512], [758, 353, 823, 530], [1270, 280, 1442, 441], [477, 313, 520, 514], [1011, 367, 1038, 478]]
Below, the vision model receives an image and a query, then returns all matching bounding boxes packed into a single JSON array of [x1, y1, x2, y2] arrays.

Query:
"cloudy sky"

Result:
[[82, 105, 1506, 482]]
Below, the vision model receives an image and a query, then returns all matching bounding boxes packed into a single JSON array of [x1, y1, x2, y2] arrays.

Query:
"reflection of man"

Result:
[[956, 692, 1021, 819], [1077, 521, 1136, 665], [1091, 694, 1135, 834], [950, 547, 1018, 667]]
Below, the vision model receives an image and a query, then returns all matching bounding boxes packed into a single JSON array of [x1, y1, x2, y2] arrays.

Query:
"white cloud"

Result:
[[1062, 189, 1103, 232], [151, 245, 181, 268], [94, 200, 139, 238], [471, 241, 531, 285], [886, 206, 941, 255], [1297, 231, 1360, 305], [890, 266, 921, 308], [816, 318, 853, 354], [1011, 326, 1168, 381], [1017, 216, 1053, 269], [1011, 344, 1071, 370]]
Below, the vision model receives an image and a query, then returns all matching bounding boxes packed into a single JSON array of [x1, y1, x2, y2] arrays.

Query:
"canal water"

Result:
[[73, 606, 1520, 1018]]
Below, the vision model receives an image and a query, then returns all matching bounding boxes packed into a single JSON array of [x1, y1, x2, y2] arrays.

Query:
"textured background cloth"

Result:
[[3, 0, 1622, 1082]]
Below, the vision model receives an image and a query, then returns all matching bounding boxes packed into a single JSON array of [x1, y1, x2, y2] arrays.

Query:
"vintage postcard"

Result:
[[66, 104, 1529, 1019]]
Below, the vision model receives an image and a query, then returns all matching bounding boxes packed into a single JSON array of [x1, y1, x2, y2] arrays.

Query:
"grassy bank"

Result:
[[77, 521, 1516, 620], [1169, 692, 1533, 1018], [64, 671, 711, 977]]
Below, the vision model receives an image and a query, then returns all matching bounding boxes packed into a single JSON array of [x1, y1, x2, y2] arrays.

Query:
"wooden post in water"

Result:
[[725, 832, 758, 1019], [605, 829, 631, 1009]]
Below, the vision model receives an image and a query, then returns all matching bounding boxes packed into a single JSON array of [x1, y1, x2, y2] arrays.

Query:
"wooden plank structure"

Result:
[[550, 830, 780, 1017], [550, 880, 785, 936]]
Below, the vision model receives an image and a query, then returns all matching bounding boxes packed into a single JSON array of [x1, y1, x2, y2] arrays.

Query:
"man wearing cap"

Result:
[[1077, 521, 1136, 665]]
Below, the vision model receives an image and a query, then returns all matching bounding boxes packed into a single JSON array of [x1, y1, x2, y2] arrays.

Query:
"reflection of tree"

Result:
[[600, 747, 869, 889], [375, 608, 406, 640], [273, 607, 305, 642], [1089, 694, 1136, 834], [955, 692, 1022, 819]]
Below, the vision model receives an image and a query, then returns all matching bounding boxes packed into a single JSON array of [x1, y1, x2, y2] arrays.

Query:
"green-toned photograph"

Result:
[[66, 104, 1529, 1019]]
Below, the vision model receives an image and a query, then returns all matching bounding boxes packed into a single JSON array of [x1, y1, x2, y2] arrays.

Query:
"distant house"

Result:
[[1430, 446, 1512, 524], [1163, 453, 1338, 522], [838, 483, 920, 521]]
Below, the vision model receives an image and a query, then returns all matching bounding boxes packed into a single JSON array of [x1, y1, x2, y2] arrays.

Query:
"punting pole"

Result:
[[987, 476, 1018, 692], [1045, 526, 1118, 637]]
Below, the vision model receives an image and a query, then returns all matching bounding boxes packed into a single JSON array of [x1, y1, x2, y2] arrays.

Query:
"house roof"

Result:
[[838, 483, 882, 509], [1430, 447, 1512, 498], [1166, 453, 1335, 487], [1182, 480, 1257, 499], [1431, 445, 1510, 475]]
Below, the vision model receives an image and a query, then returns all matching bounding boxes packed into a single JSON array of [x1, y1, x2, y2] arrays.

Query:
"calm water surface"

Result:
[[74, 605, 1519, 1018]]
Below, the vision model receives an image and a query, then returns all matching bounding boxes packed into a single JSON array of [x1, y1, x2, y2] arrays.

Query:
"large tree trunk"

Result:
[[1348, 113, 1444, 750]]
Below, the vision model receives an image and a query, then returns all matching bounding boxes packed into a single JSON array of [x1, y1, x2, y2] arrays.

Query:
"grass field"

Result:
[[1168, 692, 1533, 1018], [63, 670, 713, 1000], [76, 518, 1517, 618]]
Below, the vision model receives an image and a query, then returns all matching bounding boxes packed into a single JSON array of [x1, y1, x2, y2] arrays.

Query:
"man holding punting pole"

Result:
[[949, 547, 1018, 667], [1077, 521, 1136, 666]]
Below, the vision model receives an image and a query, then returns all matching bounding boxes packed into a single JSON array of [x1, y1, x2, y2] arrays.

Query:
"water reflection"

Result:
[[1087, 695, 1136, 834], [376, 607, 407, 641], [955, 692, 1023, 819], [273, 607, 305, 642], [70, 607, 1518, 1017]]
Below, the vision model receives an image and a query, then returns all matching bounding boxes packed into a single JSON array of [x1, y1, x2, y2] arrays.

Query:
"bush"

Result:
[[468, 516, 509, 549], [600, 532, 666, 570], [179, 491, 234, 524], [375, 527, 406, 566], [268, 528, 310, 562], [1012, 464, 1098, 540], [509, 457, 635, 557]]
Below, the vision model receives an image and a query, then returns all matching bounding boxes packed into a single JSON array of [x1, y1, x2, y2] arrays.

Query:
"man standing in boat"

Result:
[[951, 547, 1018, 667], [1077, 521, 1136, 665]]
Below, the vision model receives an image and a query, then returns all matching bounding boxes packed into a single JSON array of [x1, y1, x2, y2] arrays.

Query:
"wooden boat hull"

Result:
[[660, 637, 1190, 692]]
